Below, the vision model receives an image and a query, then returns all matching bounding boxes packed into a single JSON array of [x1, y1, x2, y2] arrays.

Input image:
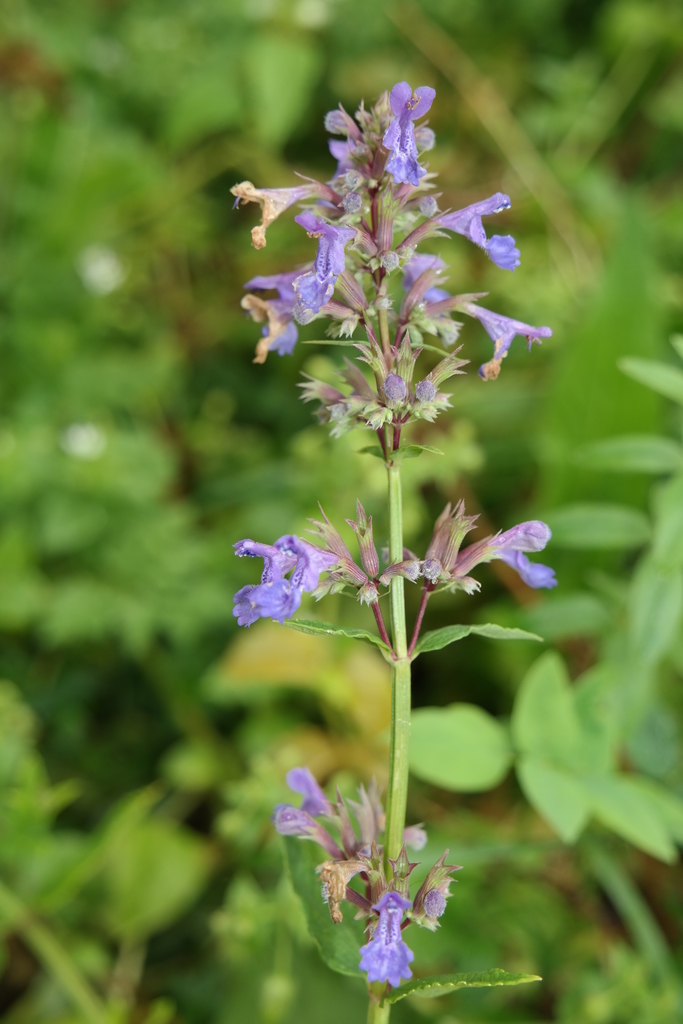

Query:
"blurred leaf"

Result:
[[164, 45, 243, 148], [244, 35, 323, 146], [104, 818, 212, 942], [517, 756, 590, 843], [283, 837, 363, 978], [619, 357, 683, 405], [583, 775, 676, 863], [414, 623, 541, 655], [410, 704, 513, 792], [628, 557, 683, 665], [544, 503, 651, 549], [511, 652, 581, 769], [284, 619, 390, 652], [396, 444, 444, 459], [382, 968, 542, 1004], [521, 592, 611, 640], [652, 474, 683, 567], [630, 778, 683, 844], [574, 435, 683, 474]]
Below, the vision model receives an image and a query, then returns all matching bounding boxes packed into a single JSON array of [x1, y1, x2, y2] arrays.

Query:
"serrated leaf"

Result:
[[411, 704, 513, 792], [414, 623, 541, 655], [283, 618, 390, 652], [544, 503, 650, 549], [282, 837, 363, 977], [619, 357, 683, 405], [574, 435, 683, 474], [382, 968, 542, 1004], [517, 755, 590, 843]]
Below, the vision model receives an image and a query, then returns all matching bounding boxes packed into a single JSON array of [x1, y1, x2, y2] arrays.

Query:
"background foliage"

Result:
[[0, 0, 682, 1020]]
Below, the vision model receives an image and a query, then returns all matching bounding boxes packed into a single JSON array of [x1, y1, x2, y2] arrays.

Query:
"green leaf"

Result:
[[652, 474, 683, 567], [284, 619, 390, 652], [517, 755, 590, 843], [282, 837, 363, 977], [628, 557, 683, 665], [356, 446, 386, 460], [544, 503, 651, 549], [584, 775, 677, 862], [511, 651, 581, 769], [630, 777, 683, 844], [522, 592, 611, 641], [395, 444, 445, 459], [414, 623, 541, 655], [382, 968, 542, 1004], [410, 704, 513, 792], [619, 357, 683, 405], [574, 435, 683, 474]]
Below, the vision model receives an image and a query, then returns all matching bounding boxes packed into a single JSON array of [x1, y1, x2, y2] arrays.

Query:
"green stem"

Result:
[[384, 463, 411, 871], [0, 879, 107, 1024], [366, 993, 390, 1024]]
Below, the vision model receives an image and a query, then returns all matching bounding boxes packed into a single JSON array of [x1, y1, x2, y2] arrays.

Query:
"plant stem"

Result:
[[367, 994, 390, 1024], [371, 601, 393, 652], [0, 879, 107, 1024], [408, 585, 431, 657], [384, 463, 411, 871]]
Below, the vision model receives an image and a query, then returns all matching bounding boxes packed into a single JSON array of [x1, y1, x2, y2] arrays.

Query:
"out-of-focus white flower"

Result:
[[60, 424, 107, 461], [76, 246, 126, 295]]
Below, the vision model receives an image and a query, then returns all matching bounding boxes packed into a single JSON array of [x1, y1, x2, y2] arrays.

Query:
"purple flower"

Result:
[[402, 254, 450, 303], [415, 379, 437, 403], [460, 303, 553, 380], [293, 214, 356, 316], [498, 549, 557, 589], [232, 534, 338, 627], [329, 138, 356, 176], [486, 235, 520, 271], [359, 891, 414, 987], [285, 767, 333, 817], [495, 521, 552, 553], [242, 270, 302, 363], [383, 81, 436, 187], [437, 193, 520, 270], [272, 804, 343, 860]]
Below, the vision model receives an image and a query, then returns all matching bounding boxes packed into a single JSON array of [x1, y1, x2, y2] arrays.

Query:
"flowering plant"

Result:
[[232, 81, 553, 1019]]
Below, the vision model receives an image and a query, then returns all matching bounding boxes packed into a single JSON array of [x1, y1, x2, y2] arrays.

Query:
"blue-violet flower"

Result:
[[242, 270, 301, 363], [293, 213, 356, 316], [437, 193, 520, 271], [359, 891, 414, 987], [383, 81, 436, 187]]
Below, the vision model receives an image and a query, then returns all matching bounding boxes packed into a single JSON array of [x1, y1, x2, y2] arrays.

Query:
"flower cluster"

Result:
[[273, 767, 459, 986], [233, 499, 555, 638], [233, 80, 551, 374]]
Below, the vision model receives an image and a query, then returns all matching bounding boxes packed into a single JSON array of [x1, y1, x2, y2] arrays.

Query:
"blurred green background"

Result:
[[1, 0, 683, 1021]]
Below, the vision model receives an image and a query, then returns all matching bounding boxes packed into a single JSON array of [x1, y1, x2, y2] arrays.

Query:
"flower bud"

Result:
[[415, 379, 437, 402], [380, 251, 400, 272], [418, 195, 438, 217], [424, 889, 446, 918], [421, 558, 442, 583], [414, 126, 436, 151], [344, 170, 363, 190], [325, 110, 349, 134], [342, 191, 362, 213], [383, 373, 407, 402]]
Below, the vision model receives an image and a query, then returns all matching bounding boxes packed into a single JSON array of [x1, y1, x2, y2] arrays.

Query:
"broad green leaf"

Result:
[[628, 557, 683, 665], [414, 623, 541, 655], [511, 652, 581, 769], [283, 837, 363, 977], [652, 474, 683, 567], [572, 664, 620, 775], [584, 775, 676, 863], [671, 334, 683, 360], [522, 592, 610, 641], [410, 704, 513, 792], [517, 756, 590, 843], [382, 968, 542, 1004], [619, 357, 683, 405], [574, 435, 683, 474], [284, 619, 390, 652], [357, 446, 386, 460], [544, 503, 651, 549], [630, 778, 683, 844], [103, 818, 212, 941]]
